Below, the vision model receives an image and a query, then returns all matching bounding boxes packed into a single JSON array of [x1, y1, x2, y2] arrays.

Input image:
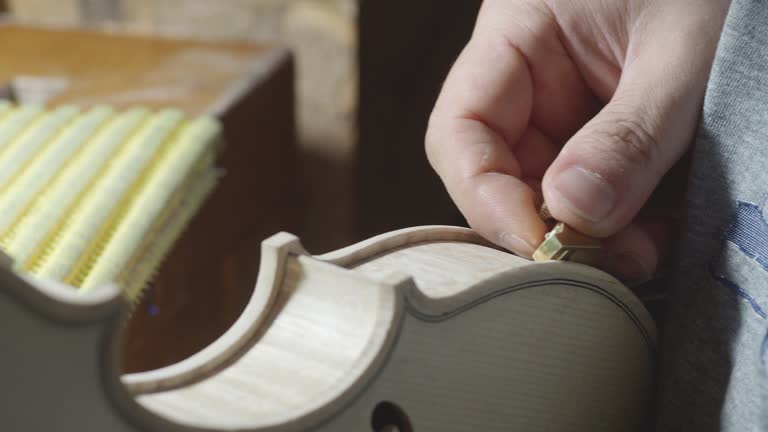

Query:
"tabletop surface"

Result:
[[0, 24, 269, 115]]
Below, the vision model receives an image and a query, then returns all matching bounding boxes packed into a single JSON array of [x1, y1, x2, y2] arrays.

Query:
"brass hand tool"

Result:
[[532, 203, 602, 266]]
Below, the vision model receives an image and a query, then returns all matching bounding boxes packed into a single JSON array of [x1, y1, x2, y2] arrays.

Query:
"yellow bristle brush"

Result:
[[0, 106, 114, 236], [0, 102, 221, 305], [2, 108, 150, 265]]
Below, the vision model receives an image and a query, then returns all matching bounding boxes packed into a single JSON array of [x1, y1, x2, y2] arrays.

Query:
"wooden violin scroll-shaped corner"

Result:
[[1, 226, 658, 432], [124, 226, 656, 432], [126, 230, 407, 431], [121, 231, 310, 395]]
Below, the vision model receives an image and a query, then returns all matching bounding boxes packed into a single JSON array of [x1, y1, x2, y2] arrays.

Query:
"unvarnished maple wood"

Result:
[[2, 226, 657, 431]]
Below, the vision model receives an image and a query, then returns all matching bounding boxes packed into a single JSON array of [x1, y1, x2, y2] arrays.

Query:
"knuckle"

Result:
[[612, 117, 659, 167], [586, 115, 660, 173]]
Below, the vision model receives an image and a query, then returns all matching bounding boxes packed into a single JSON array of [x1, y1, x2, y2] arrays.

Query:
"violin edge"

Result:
[[123, 226, 483, 393], [126, 226, 658, 431]]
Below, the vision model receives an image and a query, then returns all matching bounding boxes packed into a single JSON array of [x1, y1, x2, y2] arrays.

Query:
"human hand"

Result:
[[425, 0, 730, 280]]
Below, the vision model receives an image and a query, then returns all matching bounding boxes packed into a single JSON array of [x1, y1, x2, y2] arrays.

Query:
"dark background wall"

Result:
[[358, 1, 483, 238]]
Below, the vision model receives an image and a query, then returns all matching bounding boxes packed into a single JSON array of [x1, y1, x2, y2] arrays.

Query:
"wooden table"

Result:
[[0, 24, 272, 115], [0, 23, 297, 372]]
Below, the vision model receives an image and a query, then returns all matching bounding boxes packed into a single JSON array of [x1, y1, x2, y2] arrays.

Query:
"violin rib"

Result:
[[1, 226, 657, 431]]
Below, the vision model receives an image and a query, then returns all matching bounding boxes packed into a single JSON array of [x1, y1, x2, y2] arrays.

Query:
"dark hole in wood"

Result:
[[371, 401, 413, 432]]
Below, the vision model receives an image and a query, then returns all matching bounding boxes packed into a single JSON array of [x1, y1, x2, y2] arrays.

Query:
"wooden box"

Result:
[[0, 24, 297, 372]]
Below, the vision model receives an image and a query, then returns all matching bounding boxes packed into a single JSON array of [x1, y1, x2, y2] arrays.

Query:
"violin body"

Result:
[[0, 226, 656, 431]]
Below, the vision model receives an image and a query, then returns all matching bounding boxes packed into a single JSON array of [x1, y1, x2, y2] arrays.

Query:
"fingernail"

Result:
[[602, 253, 653, 282], [500, 232, 535, 258], [552, 167, 616, 222]]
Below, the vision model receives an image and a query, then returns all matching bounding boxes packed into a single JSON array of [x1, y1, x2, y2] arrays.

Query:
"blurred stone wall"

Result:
[[8, 0, 358, 251]]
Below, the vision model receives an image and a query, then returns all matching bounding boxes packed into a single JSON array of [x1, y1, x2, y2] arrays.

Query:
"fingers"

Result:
[[426, 9, 542, 256], [454, 172, 546, 257], [427, 0, 723, 280], [473, 0, 599, 144], [427, 1, 596, 257], [601, 214, 677, 282], [541, 19, 713, 238], [601, 224, 658, 283]]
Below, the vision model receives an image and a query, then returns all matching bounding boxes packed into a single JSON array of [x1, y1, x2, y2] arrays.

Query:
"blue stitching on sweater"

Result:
[[710, 200, 768, 319], [724, 201, 768, 271], [710, 265, 767, 319], [762, 329, 768, 365]]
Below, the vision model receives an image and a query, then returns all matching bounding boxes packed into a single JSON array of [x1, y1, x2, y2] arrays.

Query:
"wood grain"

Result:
[[0, 24, 267, 115], [130, 226, 657, 431], [0, 23, 297, 372], [1, 226, 657, 431]]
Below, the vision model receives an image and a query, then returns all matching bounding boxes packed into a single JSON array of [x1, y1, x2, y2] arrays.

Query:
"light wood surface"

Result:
[[1, 226, 656, 431], [0, 23, 298, 371], [0, 24, 269, 115]]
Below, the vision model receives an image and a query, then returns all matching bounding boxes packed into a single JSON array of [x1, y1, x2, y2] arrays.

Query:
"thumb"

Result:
[[542, 50, 708, 238]]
